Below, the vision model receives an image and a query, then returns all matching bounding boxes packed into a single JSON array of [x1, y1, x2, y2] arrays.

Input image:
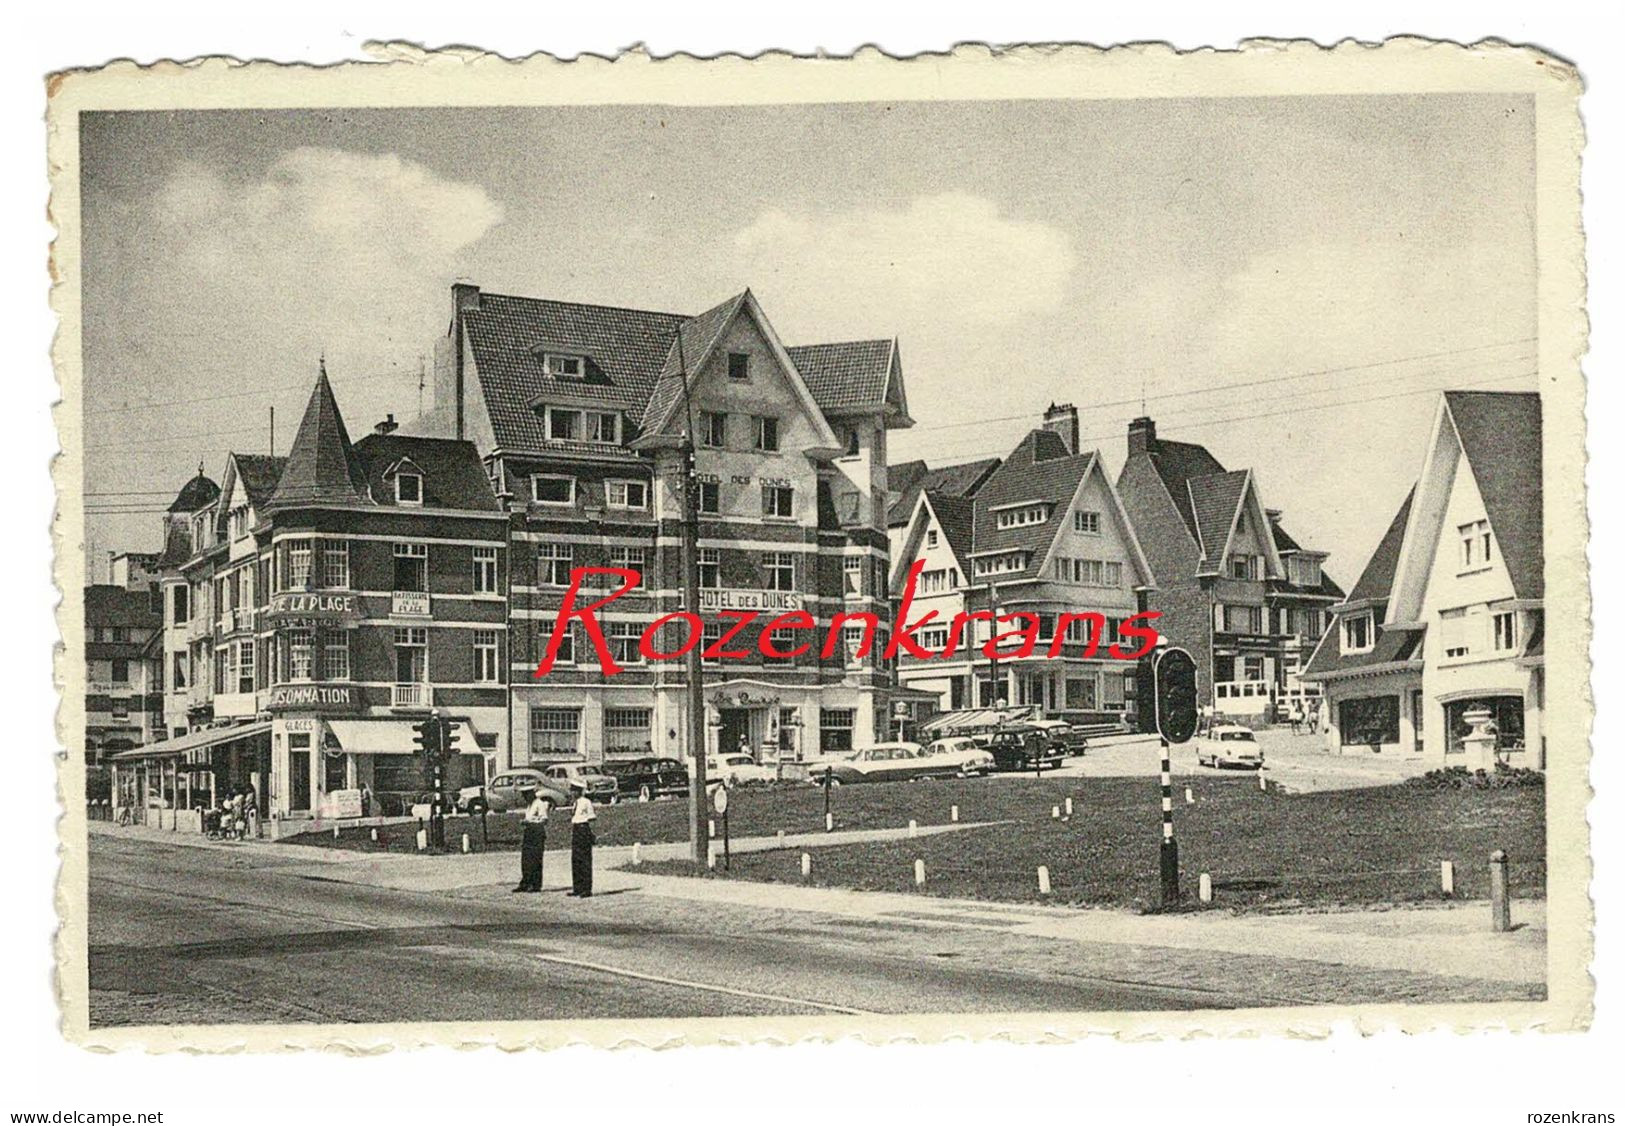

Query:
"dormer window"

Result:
[[994, 504, 1050, 530], [395, 471, 423, 506], [544, 353, 585, 379], [544, 407, 620, 445], [1342, 611, 1374, 654]]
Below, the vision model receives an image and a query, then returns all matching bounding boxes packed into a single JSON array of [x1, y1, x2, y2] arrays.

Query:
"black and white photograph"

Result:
[[44, 41, 1591, 1062]]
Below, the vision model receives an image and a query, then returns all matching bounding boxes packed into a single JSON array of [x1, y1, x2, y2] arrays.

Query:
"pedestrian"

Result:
[[1288, 702, 1303, 735], [1308, 699, 1321, 735], [512, 788, 548, 893], [568, 791, 597, 897], [359, 782, 373, 819], [229, 791, 246, 839]]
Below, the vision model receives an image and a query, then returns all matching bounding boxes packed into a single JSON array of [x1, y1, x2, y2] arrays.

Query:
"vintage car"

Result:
[[604, 756, 691, 802], [457, 769, 571, 815], [921, 736, 997, 776], [1195, 725, 1266, 770]]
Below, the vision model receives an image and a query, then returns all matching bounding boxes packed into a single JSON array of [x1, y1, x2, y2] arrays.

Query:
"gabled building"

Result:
[[113, 368, 510, 828], [891, 405, 1155, 726], [155, 468, 222, 738], [423, 283, 915, 764], [1116, 416, 1343, 720], [884, 454, 1001, 564], [1303, 391, 1544, 767]]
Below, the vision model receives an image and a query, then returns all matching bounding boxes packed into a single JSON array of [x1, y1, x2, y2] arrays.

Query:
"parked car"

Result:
[[605, 757, 691, 802], [1023, 719, 1089, 756], [537, 761, 620, 803], [820, 742, 948, 785], [700, 753, 777, 787], [922, 736, 997, 776], [457, 769, 570, 815], [983, 728, 1069, 772], [1196, 725, 1265, 770]]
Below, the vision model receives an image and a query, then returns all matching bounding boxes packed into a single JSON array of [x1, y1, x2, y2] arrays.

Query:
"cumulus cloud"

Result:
[[732, 193, 1075, 340], [133, 147, 503, 378]]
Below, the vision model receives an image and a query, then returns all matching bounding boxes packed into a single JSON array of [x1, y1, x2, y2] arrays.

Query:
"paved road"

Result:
[[89, 833, 1242, 1027]]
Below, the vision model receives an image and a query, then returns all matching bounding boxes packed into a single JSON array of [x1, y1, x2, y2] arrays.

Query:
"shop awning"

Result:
[[110, 720, 271, 764], [324, 719, 485, 756], [918, 706, 1040, 735]]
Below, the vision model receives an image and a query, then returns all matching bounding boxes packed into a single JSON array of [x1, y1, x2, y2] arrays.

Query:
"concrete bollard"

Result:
[[825, 812, 834, 833], [707, 845, 716, 870], [461, 833, 470, 854], [369, 827, 378, 843], [776, 829, 785, 848], [1051, 805, 1060, 820], [908, 819, 918, 838], [1037, 865, 1051, 895], [708, 818, 716, 840], [1440, 860, 1455, 896], [1199, 872, 1213, 903], [914, 859, 926, 886], [1258, 772, 1268, 793], [1185, 787, 1194, 805], [333, 824, 340, 839], [1490, 850, 1511, 932], [632, 842, 642, 866], [951, 805, 959, 823], [1064, 797, 1073, 819], [801, 852, 811, 879], [415, 828, 427, 852]]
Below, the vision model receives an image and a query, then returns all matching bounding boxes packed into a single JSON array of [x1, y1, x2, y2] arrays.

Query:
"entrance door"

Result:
[[288, 735, 312, 812], [323, 750, 347, 793], [719, 709, 750, 758]]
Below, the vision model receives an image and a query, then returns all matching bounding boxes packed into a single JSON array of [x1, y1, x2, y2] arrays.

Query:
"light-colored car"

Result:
[[1195, 725, 1266, 770], [701, 753, 777, 787], [820, 742, 945, 785], [922, 736, 996, 776], [538, 761, 620, 804], [457, 769, 570, 814]]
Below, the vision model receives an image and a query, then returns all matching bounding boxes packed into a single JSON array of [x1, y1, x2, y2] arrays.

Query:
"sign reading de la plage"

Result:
[[266, 591, 360, 622]]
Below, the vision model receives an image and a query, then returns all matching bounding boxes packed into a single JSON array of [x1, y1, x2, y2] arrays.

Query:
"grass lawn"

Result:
[[639, 776, 1546, 913], [286, 773, 1545, 913]]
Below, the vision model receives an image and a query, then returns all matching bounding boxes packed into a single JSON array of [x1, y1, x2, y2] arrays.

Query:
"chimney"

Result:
[[1042, 402, 1079, 454], [1128, 416, 1158, 457], [374, 413, 399, 436], [451, 281, 482, 314]]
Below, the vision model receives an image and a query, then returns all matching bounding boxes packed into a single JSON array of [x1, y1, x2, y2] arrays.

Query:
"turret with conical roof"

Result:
[[266, 363, 372, 509]]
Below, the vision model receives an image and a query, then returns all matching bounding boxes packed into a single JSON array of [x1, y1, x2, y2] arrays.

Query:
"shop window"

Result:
[[1337, 695, 1400, 747], [820, 708, 855, 752]]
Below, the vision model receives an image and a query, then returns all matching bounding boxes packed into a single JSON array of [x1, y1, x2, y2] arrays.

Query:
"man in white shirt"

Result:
[[513, 788, 549, 893], [568, 793, 597, 897]]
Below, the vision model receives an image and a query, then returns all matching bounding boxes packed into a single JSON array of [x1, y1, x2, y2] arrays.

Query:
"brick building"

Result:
[[1115, 416, 1343, 721], [419, 283, 914, 765], [84, 583, 164, 766], [113, 368, 509, 826]]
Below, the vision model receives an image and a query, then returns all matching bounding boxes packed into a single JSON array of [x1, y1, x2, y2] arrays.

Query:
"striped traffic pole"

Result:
[[1159, 737, 1180, 906]]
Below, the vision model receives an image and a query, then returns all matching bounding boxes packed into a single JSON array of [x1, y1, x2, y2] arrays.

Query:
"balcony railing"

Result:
[[391, 683, 431, 710]]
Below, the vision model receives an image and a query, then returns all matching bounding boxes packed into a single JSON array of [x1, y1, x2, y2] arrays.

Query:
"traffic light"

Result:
[[439, 717, 460, 756], [1153, 646, 1199, 744], [412, 718, 442, 759]]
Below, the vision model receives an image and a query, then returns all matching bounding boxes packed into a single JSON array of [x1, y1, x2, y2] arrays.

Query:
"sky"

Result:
[[78, 95, 1537, 588]]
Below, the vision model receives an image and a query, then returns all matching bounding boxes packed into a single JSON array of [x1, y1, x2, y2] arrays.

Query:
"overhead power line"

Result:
[[908, 337, 1536, 434]]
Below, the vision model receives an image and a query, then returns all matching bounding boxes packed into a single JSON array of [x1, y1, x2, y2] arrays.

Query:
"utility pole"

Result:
[[675, 338, 709, 865]]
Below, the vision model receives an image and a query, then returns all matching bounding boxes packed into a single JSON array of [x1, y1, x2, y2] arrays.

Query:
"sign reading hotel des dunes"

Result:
[[534, 560, 1162, 678]]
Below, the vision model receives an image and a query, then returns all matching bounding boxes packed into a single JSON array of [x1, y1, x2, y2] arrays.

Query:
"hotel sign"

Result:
[[699, 588, 803, 613], [266, 592, 359, 622], [268, 684, 361, 714]]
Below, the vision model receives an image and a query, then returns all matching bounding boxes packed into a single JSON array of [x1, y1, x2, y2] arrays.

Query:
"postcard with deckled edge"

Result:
[[48, 40, 1589, 1050]]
